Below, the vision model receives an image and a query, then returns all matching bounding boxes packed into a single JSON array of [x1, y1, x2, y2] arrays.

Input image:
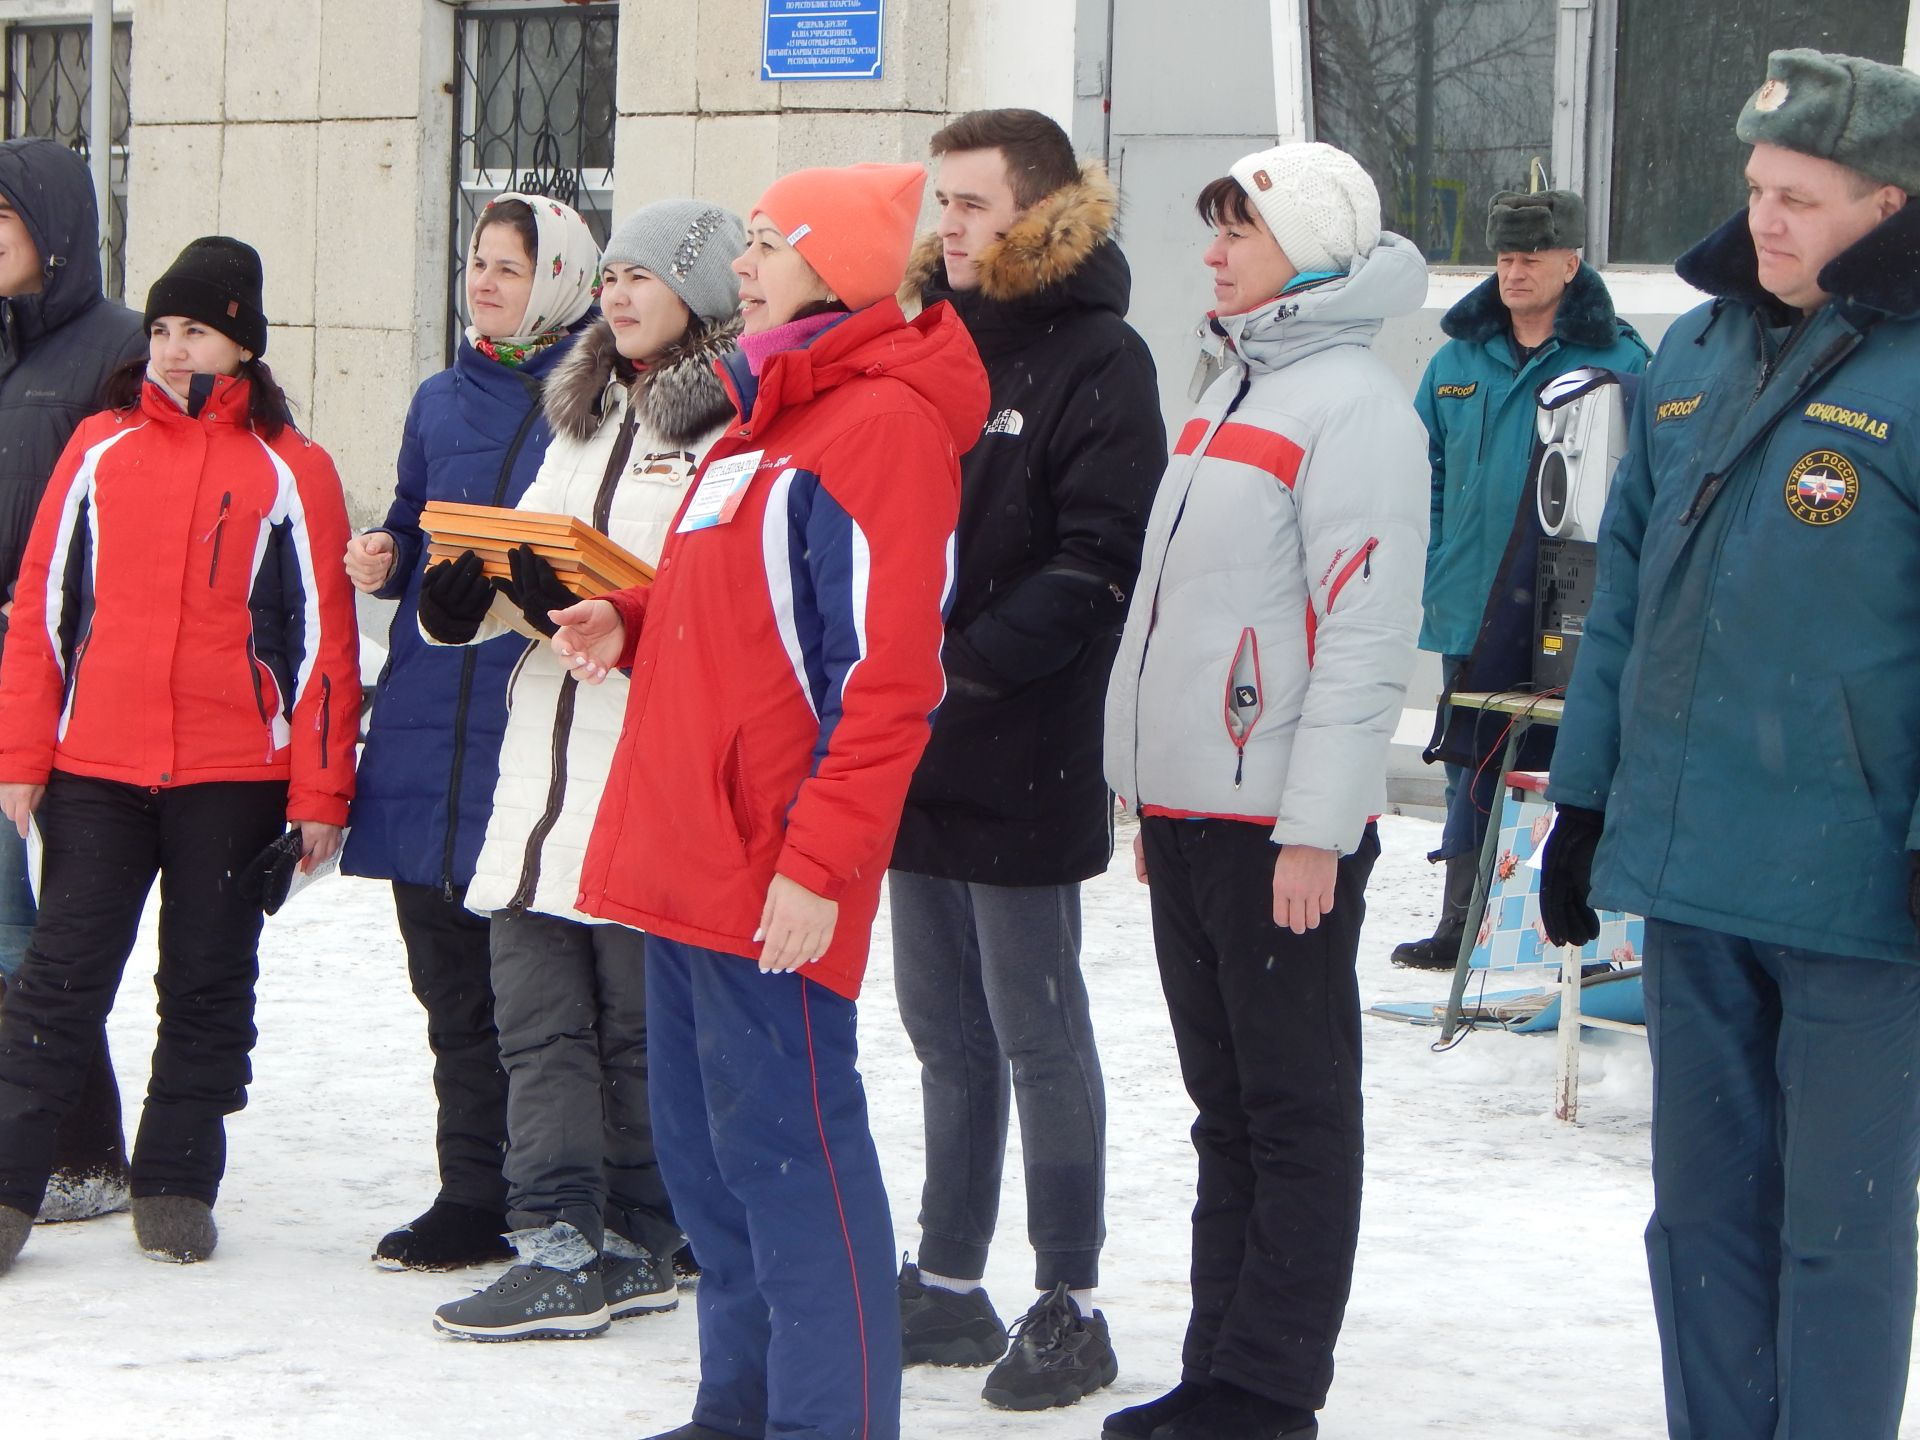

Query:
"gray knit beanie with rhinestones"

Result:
[[601, 200, 746, 324]]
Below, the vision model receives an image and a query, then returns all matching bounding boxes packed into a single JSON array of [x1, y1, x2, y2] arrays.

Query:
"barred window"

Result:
[[448, 3, 618, 361]]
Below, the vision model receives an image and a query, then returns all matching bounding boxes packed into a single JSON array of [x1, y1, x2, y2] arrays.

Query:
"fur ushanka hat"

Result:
[[1485, 190, 1586, 254], [1737, 48, 1920, 195]]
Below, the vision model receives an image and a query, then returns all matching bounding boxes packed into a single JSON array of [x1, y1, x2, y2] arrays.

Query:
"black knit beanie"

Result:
[[145, 236, 268, 357]]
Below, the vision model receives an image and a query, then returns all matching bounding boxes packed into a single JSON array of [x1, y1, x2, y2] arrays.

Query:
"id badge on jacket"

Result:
[[677, 450, 763, 533]]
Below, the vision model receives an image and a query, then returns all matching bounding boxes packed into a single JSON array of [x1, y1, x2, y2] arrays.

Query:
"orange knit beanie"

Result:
[[754, 162, 927, 310]]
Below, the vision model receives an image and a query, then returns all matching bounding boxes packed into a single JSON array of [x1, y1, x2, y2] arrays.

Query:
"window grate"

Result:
[[447, 3, 617, 363], [3, 19, 133, 300]]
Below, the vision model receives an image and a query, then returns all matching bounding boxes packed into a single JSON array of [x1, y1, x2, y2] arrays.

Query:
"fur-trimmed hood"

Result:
[[1676, 200, 1920, 325], [543, 314, 740, 446], [900, 161, 1131, 320], [1441, 261, 1636, 351]]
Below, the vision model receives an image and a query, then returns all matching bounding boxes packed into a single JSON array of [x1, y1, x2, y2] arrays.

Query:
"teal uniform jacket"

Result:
[[1548, 204, 1920, 962], [1415, 264, 1650, 655]]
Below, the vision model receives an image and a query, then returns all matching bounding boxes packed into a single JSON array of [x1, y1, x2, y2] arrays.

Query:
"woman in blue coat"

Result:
[[342, 193, 601, 1270]]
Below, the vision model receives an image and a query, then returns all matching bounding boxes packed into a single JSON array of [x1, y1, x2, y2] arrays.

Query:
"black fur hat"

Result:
[[1485, 190, 1586, 254]]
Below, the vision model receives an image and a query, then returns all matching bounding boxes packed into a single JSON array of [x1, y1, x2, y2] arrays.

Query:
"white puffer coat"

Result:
[[1104, 235, 1430, 855], [431, 317, 738, 921]]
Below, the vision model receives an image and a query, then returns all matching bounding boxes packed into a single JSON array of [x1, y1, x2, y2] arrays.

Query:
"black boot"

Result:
[[373, 1200, 511, 1271], [1102, 1379, 1214, 1438], [1391, 851, 1477, 971], [1148, 1379, 1317, 1439]]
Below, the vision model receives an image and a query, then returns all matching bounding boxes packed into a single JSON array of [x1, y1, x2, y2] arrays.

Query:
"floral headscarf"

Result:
[[463, 191, 602, 365]]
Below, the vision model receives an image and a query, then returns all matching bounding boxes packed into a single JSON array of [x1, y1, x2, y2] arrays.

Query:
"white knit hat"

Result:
[[1229, 142, 1381, 273]]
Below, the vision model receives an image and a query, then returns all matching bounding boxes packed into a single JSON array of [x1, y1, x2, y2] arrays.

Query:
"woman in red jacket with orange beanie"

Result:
[[0, 237, 360, 1277], [550, 163, 988, 1440]]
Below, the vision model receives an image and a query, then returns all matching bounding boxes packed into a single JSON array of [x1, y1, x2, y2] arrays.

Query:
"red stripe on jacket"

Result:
[[1175, 418, 1306, 489]]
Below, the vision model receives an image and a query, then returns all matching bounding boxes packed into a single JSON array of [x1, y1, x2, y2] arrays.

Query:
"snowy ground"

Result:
[[0, 812, 1862, 1437]]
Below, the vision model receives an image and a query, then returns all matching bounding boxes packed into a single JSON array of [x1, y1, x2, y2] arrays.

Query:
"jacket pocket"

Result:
[[246, 639, 285, 758], [1223, 627, 1263, 790], [720, 728, 754, 855], [1324, 537, 1379, 613], [204, 491, 232, 586]]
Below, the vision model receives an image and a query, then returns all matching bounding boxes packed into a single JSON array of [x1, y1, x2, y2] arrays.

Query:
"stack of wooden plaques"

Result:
[[421, 501, 654, 641], [422, 500, 654, 595]]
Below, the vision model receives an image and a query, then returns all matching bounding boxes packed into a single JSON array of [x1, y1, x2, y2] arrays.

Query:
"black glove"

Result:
[[503, 543, 579, 639], [1539, 804, 1605, 948], [417, 550, 495, 645], [239, 830, 305, 916]]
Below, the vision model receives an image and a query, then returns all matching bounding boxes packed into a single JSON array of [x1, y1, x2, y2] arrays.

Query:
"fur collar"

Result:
[[1677, 202, 1920, 323], [900, 161, 1119, 308], [1441, 261, 1628, 350], [542, 315, 741, 446]]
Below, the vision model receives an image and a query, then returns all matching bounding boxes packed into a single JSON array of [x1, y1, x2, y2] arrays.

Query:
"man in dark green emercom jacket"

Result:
[[1394, 189, 1648, 968], [1541, 48, 1920, 1440]]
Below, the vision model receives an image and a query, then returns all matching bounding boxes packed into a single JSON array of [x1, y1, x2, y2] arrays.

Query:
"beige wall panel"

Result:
[[617, 0, 699, 115], [320, 0, 429, 121], [312, 121, 420, 331], [127, 0, 229, 126], [222, 0, 322, 123], [311, 325, 416, 527], [264, 322, 316, 425], [612, 113, 698, 217], [778, 0, 948, 113], [217, 124, 317, 329], [124, 123, 224, 306], [692, 112, 781, 219], [695, 0, 779, 114]]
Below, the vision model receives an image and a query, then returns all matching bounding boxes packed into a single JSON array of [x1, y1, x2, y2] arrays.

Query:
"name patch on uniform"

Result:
[[1802, 401, 1891, 444], [1656, 392, 1706, 424], [1435, 383, 1477, 399], [1784, 450, 1859, 526]]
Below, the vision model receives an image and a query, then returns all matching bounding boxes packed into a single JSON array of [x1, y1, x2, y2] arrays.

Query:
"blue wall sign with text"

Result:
[[762, 0, 885, 82]]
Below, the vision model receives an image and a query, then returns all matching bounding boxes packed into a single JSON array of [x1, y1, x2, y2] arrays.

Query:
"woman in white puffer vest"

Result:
[[414, 199, 744, 1342]]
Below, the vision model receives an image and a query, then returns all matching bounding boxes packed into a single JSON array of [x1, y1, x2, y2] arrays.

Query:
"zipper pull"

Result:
[[1233, 747, 1245, 789], [1363, 541, 1374, 579]]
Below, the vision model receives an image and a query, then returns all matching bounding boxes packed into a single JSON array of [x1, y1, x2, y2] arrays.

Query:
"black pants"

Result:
[[1141, 816, 1378, 1412], [0, 774, 287, 1213], [392, 881, 508, 1213]]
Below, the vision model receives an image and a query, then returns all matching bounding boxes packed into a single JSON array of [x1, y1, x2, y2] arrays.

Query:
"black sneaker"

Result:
[[432, 1260, 609, 1341], [605, 1248, 678, 1318], [1390, 928, 1464, 971], [374, 1201, 513, 1272], [981, 1282, 1118, 1411], [899, 1259, 1007, 1366], [1101, 1380, 1214, 1439]]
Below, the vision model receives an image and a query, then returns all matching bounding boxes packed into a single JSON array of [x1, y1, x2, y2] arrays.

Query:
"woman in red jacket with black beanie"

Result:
[[550, 164, 988, 1440], [0, 237, 360, 1276]]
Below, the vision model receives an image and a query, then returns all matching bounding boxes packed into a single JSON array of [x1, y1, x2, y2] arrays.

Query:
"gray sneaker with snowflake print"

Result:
[[604, 1247, 678, 1318], [432, 1260, 609, 1341]]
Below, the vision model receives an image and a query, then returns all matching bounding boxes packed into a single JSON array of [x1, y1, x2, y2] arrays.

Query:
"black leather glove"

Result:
[[417, 550, 495, 645], [503, 543, 579, 639], [1539, 804, 1605, 948], [239, 830, 304, 916]]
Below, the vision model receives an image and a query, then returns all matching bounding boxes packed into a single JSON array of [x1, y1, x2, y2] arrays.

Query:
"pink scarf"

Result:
[[739, 311, 845, 377]]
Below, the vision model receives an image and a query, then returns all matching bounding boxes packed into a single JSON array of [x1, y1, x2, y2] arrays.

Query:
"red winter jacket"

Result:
[[577, 299, 989, 998], [0, 377, 361, 825]]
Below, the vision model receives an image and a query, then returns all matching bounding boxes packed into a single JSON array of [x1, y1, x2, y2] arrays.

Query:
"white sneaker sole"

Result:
[[432, 1306, 611, 1341], [610, 1289, 678, 1319]]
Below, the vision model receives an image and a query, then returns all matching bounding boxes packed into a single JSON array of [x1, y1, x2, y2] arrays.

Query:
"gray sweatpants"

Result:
[[888, 873, 1107, 1291], [489, 908, 679, 1260]]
